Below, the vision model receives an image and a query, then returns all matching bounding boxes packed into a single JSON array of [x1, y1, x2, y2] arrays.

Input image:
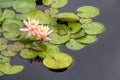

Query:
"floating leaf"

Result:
[[0, 55, 10, 63], [27, 10, 49, 24], [49, 32, 70, 44], [82, 22, 105, 35], [76, 35, 97, 44], [80, 18, 92, 24], [66, 39, 85, 50], [0, 63, 24, 75], [0, 44, 7, 51], [2, 9, 15, 19], [0, 72, 4, 76], [77, 6, 99, 18], [42, 0, 54, 6], [0, 8, 2, 16], [3, 23, 20, 40], [38, 45, 60, 58], [70, 29, 86, 39], [51, 0, 68, 8], [1, 50, 17, 57], [7, 42, 24, 52], [0, 38, 8, 45], [20, 49, 37, 59], [15, 14, 27, 20], [48, 16, 57, 26], [68, 22, 82, 34], [45, 8, 59, 16], [43, 52, 72, 69], [0, 0, 15, 8], [13, 0, 36, 13], [2, 18, 23, 28], [56, 13, 79, 21]]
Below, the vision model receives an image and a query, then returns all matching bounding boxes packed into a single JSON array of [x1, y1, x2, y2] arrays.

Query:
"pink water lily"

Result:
[[20, 18, 39, 37], [36, 25, 53, 40]]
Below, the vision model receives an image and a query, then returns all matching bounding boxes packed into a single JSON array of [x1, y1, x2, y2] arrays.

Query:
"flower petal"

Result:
[[19, 28, 29, 31]]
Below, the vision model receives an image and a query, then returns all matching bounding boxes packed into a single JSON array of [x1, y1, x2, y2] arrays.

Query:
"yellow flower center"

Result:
[[39, 29, 45, 32], [30, 22, 35, 27]]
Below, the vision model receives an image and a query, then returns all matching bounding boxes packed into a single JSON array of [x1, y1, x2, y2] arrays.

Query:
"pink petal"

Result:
[[19, 28, 29, 31], [47, 30, 53, 35], [45, 37, 51, 40]]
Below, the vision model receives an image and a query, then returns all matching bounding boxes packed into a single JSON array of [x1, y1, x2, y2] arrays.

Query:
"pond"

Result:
[[0, 0, 120, 80]]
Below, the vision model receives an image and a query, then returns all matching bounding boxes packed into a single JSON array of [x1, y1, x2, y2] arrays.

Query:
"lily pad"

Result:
[[20, 49, 37, 59], [2, 18, 23, 28], [2, 9, 15, 19], [0, 38, 8, 45], [82, 22, 105, 35], [13, 0, 36, 13], [42, 0, 54, 6], [0, 0, 15, 8], [68, 22, 82, 34], [15, 14, 27, 20], [38, 45, 60, 58], [56, 13, 79, 21], [80, 18, 92, 24], [0, 72, 4, 76], [49, 32, 70, 44], [1, 50, 17, 57], [0, 55, 10, 63], [45, 8, 59, 17], [43, 52, 73, 69], [0, 44, 7, 51], [51, 0, 68, 8], [3, 23, 21, 40], [7, 42, 24, 52], [27, 10, 49, 24], [0, 63, 24, 75], [70, 29, 86, 39], [76, 35, 97, 44], [66, 39, 85, 50], [77, 6, 99, 18]]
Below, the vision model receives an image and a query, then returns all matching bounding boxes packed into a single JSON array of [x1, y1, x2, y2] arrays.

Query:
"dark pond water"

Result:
[[1, 0, 120, 80]]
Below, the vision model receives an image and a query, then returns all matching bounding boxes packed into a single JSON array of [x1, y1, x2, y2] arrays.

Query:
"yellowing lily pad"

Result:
[[43, 52, 73, 69], [56, 13, 79, 21], [49, 32, 70, 44], [1, 50, 17, 57], [82, 22, 105, 35], [51, 0, 68, 8], [27, 10, 49, 24], [20, 49, 37, 59], [66, 39, 85, 50], [77, 6, 99, 18]]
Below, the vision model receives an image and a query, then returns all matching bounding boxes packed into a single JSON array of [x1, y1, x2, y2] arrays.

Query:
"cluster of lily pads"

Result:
[[0, 0, 105, 76]]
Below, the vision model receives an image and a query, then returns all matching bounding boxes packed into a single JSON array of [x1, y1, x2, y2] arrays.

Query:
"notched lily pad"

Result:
[[56, 13, 79, 21], [20, 49, 37, 59], [43, 52, 73, 69], [76, 35, 97, 44], [51, 0, 68, 8], [82, 22, 105, 35], [66, 39, 85, 50], [49, 32, 70, 44], [27, 10, 49, 24], [77, 6, 99, 18]]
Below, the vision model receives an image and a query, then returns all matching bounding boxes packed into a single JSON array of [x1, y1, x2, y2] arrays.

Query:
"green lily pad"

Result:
[[1, 50, 17, 57], [0, 63, 24, 75], [2, 18, 23, 28], [15, 14, 27, 20], [56, 13, 79, 21], [0, 44, 7, 51], [77, 6, 99, 18], [43, 52, 73, 69], [0, 0, 15, 8], [27, 10, 49, 24], [0, 55, 10, 63], [68, 22, 82, 34], [13, 0, 36, 13], [0, 8, 2, 16], [80, 18, 92, 24], [0, 38, 8, 45], [3, 23, 21, 40], [42, 0, 54, 6], [82, 22, 105, 35], [7, 42, 24, 52], [66, 39, 85, 50], [48, 16, 57, 26], [76, 35, 97, 44], [45, 8, 59, 17], [38, 45, 60, 58], [2, 9, 15, 19], [49, 32, 70, 44], [51, 0, 68, 8], [20, 49, 37, 59], [70, 29, 86, 39]]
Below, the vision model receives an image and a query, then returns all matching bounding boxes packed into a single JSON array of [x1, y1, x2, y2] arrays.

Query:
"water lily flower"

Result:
[[20, 18, 39, 37], [36, 25, 53, 40]]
